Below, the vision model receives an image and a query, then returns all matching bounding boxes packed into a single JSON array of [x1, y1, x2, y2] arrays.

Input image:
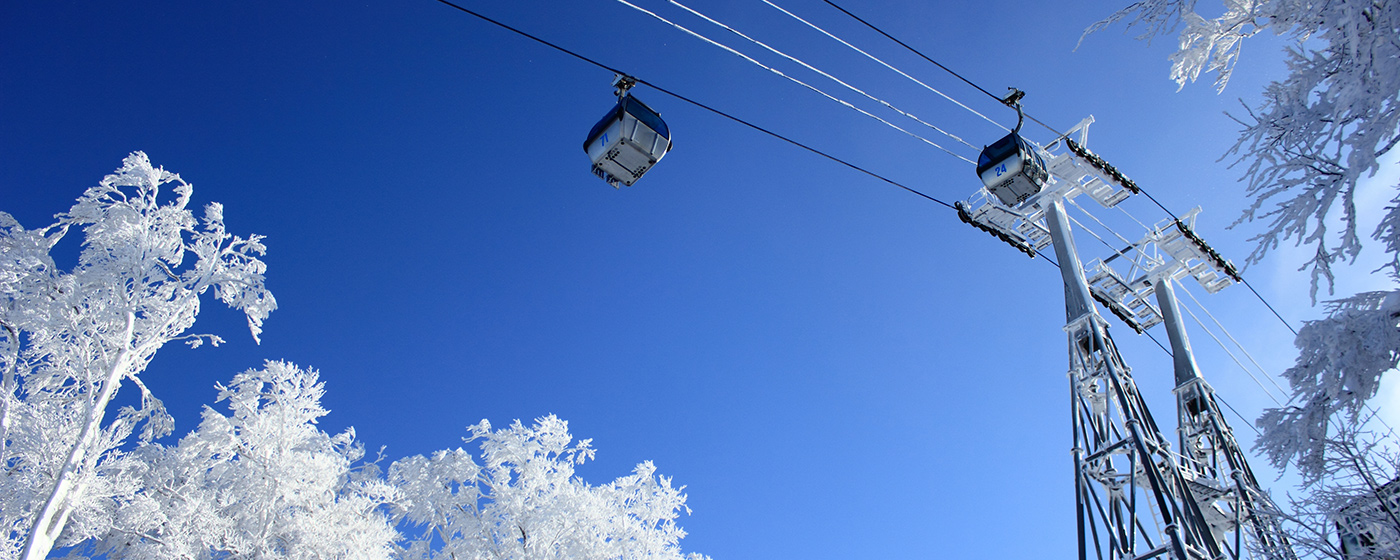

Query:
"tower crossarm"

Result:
[[1086, 259, 1164, 334], [956, 117, 1139, 262], [955, 194, 1050, 258], [1144, 209, 1240, 294]]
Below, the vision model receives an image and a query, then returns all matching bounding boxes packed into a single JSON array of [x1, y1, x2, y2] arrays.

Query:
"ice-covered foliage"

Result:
[[391, 416, 708, 560], [0, 153, 276, 560], [1, 156, 704, 560], [86, 362, 400, 560], [73, 366, 706, 560], [1086, 0, 1400, 299], [1256, 290, 1400, 483]]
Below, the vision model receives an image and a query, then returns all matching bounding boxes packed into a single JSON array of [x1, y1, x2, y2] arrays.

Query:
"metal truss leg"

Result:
[[1155, 279, 1298, 560]]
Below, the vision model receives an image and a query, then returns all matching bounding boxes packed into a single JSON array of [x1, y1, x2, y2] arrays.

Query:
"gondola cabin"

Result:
[[583, 94, 671, 187], [976, 132, 1048, 207]]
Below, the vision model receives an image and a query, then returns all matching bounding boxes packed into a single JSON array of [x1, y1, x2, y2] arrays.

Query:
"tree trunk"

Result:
[[20, 313, 135, 560]]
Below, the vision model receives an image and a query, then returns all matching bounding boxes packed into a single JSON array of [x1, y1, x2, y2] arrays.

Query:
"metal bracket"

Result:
[[612, 73, 637, 97]]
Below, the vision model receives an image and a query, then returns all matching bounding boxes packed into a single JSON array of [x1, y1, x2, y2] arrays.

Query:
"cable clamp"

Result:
[[612, 74, 637, 97], [1002, 88, 1025, 107]]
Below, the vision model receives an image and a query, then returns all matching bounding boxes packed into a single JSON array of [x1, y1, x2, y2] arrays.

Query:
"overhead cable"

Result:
[[819, 0, 1064, 139], [1069, 197, 1139, 248], [1067, 213, 1128, 265], [427, 0, 1292, 382], [1114, 203, 1153, 233], [1174, 279, 1290, 397], [1174, 280, 1285, 406], [760, 0, 1007, 134], [1185, 278, 1399, 438], [1217, 393, 1264, 436], [816, 0, 1306, 339], [666, 0, 978, 151], [647, 80, 958, 209], [613, 0, 975, 165]]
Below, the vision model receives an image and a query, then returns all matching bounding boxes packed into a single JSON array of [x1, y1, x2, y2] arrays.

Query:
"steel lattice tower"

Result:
[[959, 117, 1296, 560]]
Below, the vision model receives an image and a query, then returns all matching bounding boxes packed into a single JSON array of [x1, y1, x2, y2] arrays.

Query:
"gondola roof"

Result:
[[583, 95, 670, 150]]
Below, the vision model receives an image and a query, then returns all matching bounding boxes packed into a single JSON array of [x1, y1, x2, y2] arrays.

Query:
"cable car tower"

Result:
[[958, 99, 1296, 560]]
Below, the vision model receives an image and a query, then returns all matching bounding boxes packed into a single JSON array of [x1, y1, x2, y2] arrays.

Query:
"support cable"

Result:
[[1217, 393, 1264, 437], [430, 2, 1303, 445], [1114, 204, 1153, 234], [1068, 213, 1128, 263], [1241, 277, 1299, 337], [644, 79, 958, 209], [433, 0, 625, 78], [662, 0, 979, 151], [1176, 278, 1397, 439], [1145, 188, 1299, 338], [430, 0, 1324, 453], [759, 0, 1008, 133], [1070, 197, 1139, 248], [614, 0, 975, 164], [819, 0, 1064, 138], [1070, 200, 1149, 281], [1175, 283, 1285, 406], [1174, 279, 1290, 398]]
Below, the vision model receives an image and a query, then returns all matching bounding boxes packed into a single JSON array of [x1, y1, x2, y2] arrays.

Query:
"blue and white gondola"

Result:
[[976, 131, 1048, 207], [583, 94, 671, 187]]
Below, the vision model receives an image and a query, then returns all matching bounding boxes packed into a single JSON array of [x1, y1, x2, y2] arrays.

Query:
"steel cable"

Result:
[[662, 0, 978, 153], [759, 0, 1007, 134], [613, 0, 975, 164]]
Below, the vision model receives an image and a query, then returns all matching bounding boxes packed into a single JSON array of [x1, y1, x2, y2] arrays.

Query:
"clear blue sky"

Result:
[[2, 0, 1377, 558]]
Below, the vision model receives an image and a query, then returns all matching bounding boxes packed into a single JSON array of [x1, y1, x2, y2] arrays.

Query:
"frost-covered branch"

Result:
[[83, 361, 400, 560], [1261, 423, 1400, 560], [1255, 290, 1400, 483]]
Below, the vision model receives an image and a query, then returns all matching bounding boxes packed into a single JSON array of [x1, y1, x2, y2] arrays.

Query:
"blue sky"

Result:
[[3, 0, 1388, 558]]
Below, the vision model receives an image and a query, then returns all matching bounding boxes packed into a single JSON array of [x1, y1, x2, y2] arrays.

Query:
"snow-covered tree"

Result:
[[0, 153, 276, 560], [1085, 0, 1399, 298], [87, 361, 400, 560], [391, 416, 708, 560], [75, 364, 708, 560]]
